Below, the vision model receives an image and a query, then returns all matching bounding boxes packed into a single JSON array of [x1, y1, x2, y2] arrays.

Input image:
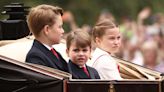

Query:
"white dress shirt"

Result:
[[43, 44, 52, 50], [89, 48, 122, 80]]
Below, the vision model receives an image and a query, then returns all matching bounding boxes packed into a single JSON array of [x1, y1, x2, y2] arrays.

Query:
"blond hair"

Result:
[[92, 19, 118, 42], [27, 4, 63, 37]]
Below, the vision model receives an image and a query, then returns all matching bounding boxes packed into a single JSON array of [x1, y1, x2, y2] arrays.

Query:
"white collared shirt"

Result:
[[89, 48, 122, 80], [43, 44, 52, 50]]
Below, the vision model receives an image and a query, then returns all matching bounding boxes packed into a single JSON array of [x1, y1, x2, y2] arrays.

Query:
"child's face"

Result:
[[46, 15, 64, 45], [96, 27, 121, 54], [66, 41, 91, 67]]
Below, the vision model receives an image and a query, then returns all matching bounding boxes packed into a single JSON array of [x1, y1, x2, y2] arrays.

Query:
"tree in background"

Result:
[[0, 0, 163, 27]]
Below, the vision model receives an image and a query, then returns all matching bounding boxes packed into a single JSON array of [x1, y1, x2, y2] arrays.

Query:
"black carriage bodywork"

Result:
[[0, 55, 163, 92]]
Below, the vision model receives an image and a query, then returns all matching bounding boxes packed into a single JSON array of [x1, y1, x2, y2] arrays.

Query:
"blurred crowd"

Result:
[[62, 7, 164, 73]]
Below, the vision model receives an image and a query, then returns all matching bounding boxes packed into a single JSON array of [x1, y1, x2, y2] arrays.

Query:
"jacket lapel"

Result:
[[69, 61, 90, 79], [33, 40, 65, 70], [87, 66, 95, 79]]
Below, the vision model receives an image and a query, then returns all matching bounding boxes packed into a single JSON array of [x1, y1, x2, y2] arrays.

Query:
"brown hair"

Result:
[[27, 4, 63, 37], [92, 19, 118, 42], [66, 29, 91, 49]]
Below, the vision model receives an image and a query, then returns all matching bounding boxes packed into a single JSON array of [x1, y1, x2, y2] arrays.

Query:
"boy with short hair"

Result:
[[26, 4, 68, 72], [66, 29, 100, 79]]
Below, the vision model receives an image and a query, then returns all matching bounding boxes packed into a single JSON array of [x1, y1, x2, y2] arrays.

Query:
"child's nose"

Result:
[[78, 51, 84, 55], [114, 39, 119, 44], [61, 28, 64, 33]]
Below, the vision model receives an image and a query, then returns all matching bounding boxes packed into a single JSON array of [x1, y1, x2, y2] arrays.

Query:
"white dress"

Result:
[[88, 48, 122, 80]]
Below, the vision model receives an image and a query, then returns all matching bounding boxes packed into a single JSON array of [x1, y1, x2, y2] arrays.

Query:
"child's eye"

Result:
[[109, 37, 115, 40], [73, 49, 79, 52], [83, 49, 88, 52], [117, 36, 121, 40], [59, 25, 63, 28]]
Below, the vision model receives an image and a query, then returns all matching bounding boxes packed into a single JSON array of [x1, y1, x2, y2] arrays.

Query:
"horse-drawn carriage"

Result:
[[0, 37, 163, 92], [0, 3, 163, 92]]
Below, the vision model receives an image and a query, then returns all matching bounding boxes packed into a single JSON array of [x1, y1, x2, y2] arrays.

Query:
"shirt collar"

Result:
[[94, 48, 110, 55], [70, 60, 86, 68], [43, 44, 52, 50], [79, 65, 86, 68]]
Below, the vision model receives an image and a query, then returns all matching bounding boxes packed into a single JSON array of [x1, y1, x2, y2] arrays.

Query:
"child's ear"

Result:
[[95, 37, 100, 44], [90, 50, 92, 60], [66, 49, 69, 56], [43, 25, 49, 35]]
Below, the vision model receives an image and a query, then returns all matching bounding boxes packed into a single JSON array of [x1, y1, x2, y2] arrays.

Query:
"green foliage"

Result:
[[0, 0, 163, 25]]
